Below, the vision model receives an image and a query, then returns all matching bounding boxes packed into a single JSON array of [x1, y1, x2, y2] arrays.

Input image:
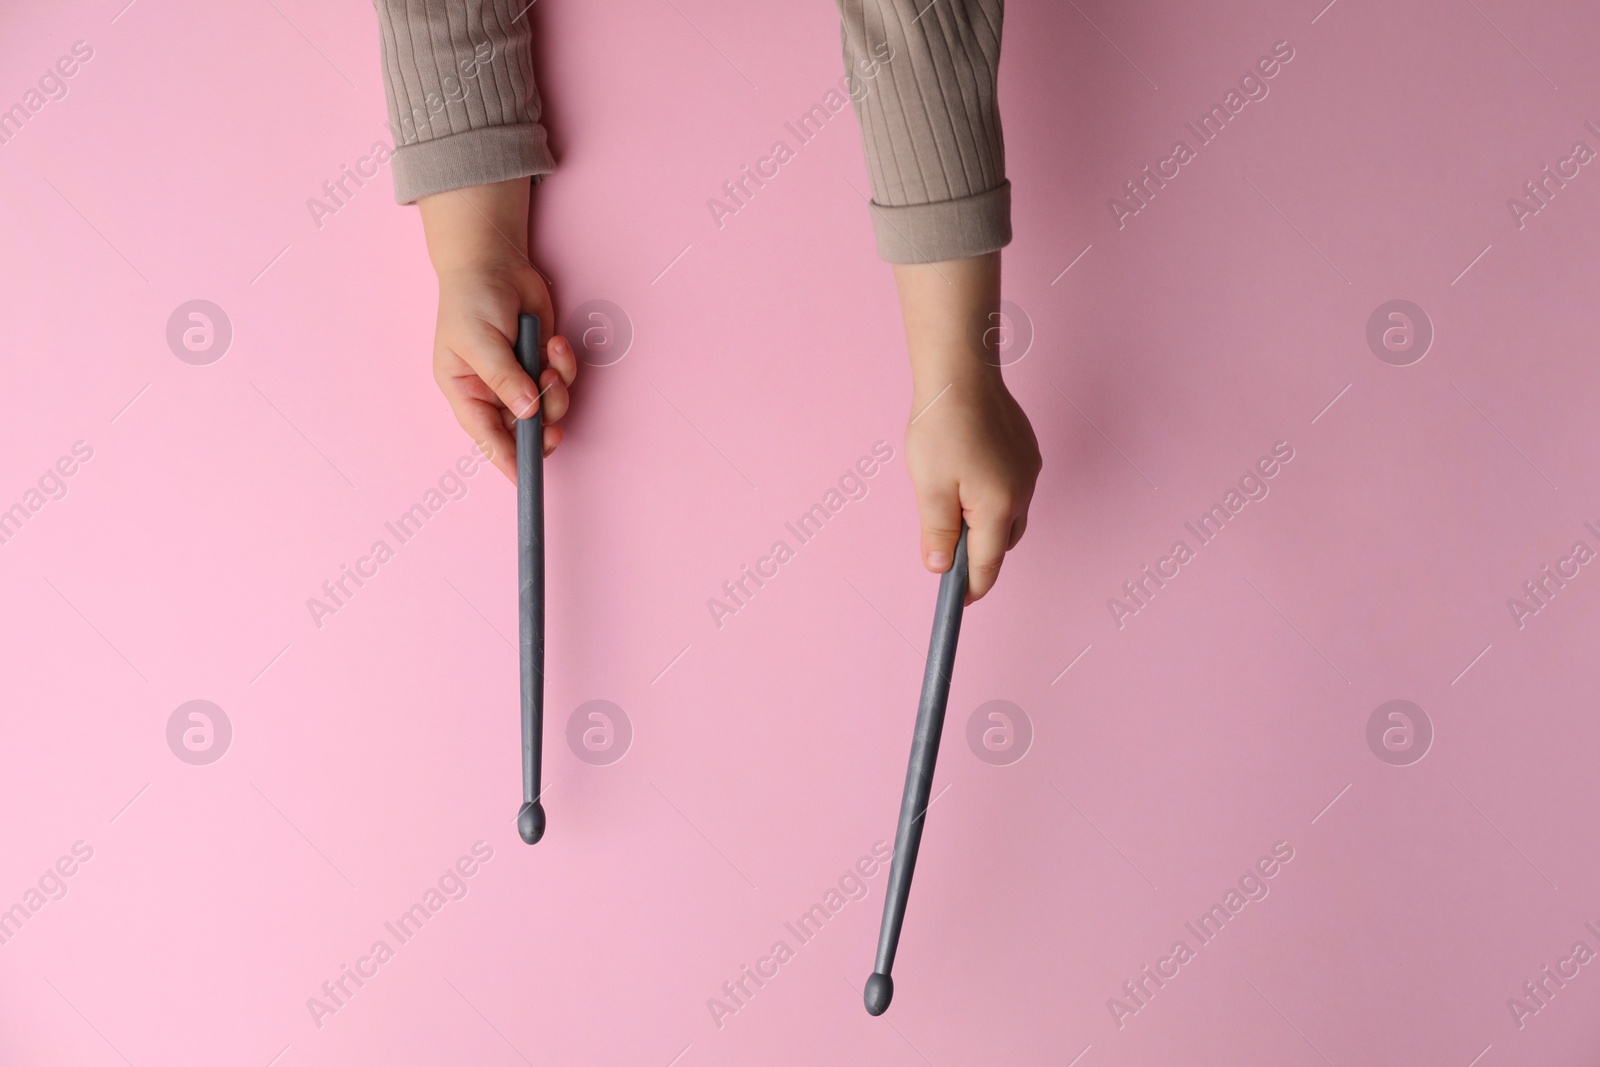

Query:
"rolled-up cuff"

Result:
[[391, 124, 556, 205], [869, 180, 1012, 263]]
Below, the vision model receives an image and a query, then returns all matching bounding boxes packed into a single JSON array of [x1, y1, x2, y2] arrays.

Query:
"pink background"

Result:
[[4, 0, 1600, 1063]]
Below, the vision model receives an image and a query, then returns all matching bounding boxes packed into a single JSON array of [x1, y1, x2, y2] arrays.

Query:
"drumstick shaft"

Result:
[[515, 313, 546, 844], [867, 525, 969, 1010]]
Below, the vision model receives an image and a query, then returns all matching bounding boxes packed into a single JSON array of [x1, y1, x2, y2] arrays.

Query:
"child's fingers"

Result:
[[455, 322, 542, 419], [491, 378, 567, 426], [536, 368, 571, 425], [492, 395, 569, 457], [458, 329, 574, 426], [544, 334, 579, 388], [1006, 511, 1029, 550], [964, 511, 1011, 603], [454, 395, 518, 482], [542, 424, 564, 457], [914, 480, 963, 574]]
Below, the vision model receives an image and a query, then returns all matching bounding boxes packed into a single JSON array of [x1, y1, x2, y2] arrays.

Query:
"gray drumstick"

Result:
[[865, 524, 969, 1015], [514, 313, 546, 845]]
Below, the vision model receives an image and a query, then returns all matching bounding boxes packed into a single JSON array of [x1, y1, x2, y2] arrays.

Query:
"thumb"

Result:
[[915, 480, 963, 574]]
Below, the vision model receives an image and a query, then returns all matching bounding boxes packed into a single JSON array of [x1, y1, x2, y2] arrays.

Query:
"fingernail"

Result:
[[927, 551, 951, 570], [513, 395, 537, 418]]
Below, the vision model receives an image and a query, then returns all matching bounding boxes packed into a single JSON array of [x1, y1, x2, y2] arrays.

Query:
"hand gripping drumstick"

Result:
[[864, 524, 969, 1015], [514, 313, 547, 845]]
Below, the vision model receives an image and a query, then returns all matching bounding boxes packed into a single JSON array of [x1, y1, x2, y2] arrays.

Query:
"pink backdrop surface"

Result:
[[4, 0, 1600, 1064]]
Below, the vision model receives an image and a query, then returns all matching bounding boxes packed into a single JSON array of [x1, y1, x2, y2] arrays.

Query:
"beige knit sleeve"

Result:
[[837, 0, 1010, 263], [373, 0, 554, 204]]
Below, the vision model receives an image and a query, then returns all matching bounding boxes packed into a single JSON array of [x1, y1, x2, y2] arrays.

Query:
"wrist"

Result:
[[909, 343, 1003, 406], [417, 178, 531, 276], [893, 251, 1005, 406]]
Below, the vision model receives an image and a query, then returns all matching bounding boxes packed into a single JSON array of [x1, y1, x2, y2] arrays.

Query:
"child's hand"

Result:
[[418, 179, 577, 482], [432, 264, 576, 480], [905, 372, 1040, 602], [893, 252, 1041, 603]]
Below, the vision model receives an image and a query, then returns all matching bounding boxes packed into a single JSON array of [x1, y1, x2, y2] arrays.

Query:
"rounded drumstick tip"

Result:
[[517, 801, 546, 844], [863, 972, 893, 1016]]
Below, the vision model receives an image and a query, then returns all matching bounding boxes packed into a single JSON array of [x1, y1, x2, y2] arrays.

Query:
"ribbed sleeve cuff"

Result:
[[391, 124, 556, 205], [869, 180, 1012, 263]]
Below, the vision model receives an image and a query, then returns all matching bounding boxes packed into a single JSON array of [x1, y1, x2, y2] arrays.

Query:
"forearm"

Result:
[[894, 252, 1004, 405], [417, 178, 531, 276]]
